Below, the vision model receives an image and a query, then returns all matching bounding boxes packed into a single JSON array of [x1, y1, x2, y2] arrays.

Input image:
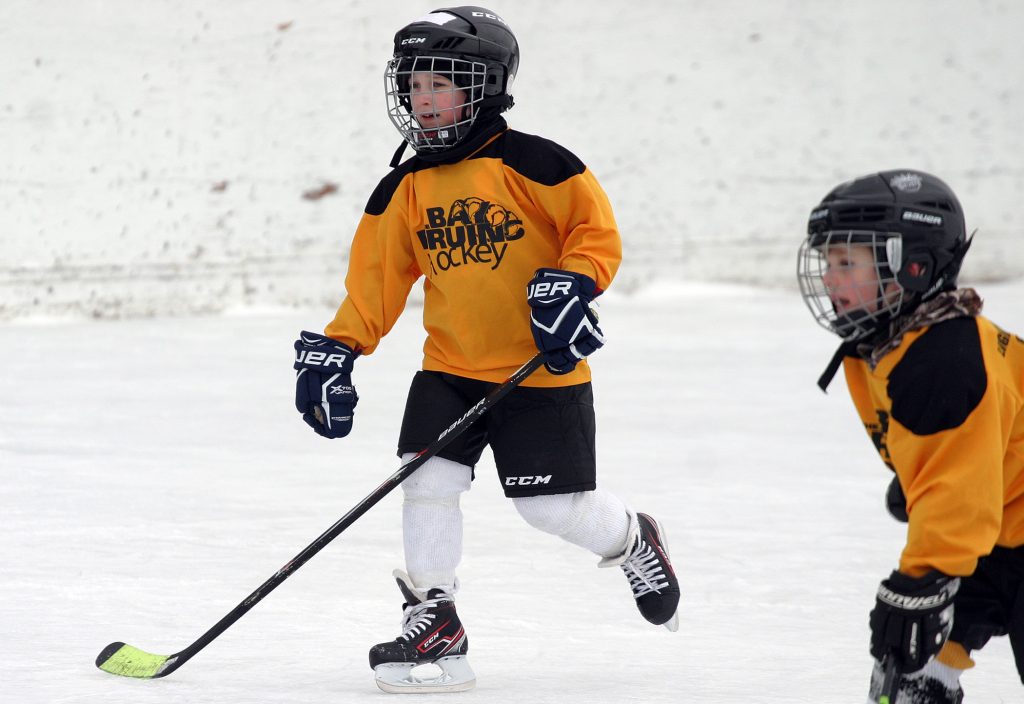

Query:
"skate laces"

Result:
[[622, 540, 669, 598], [397, 594, 449, 641]]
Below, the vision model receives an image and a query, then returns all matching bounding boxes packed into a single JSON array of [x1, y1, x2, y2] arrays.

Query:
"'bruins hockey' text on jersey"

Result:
[[843, 315, 1024, 577], [324, 124, 621, 387]]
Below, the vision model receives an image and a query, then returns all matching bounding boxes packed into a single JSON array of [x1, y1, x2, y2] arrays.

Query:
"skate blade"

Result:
[[663, 612, 679, 632], [374, 655, 476, 694], [653, 518, 681, 633]]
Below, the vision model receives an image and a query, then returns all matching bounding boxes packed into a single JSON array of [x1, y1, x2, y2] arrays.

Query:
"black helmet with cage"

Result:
[[385, 7, 519, 154], [797, 169, 971, 341]]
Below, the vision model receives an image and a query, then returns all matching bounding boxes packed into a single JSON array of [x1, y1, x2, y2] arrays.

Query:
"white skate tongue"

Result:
[[392, 569, 428, 605]]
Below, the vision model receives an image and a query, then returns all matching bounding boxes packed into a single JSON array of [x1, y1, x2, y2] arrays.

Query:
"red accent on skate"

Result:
[[437, 627, 465, 656], [655, 544, 676, 577], [642, 516, 676, 577]]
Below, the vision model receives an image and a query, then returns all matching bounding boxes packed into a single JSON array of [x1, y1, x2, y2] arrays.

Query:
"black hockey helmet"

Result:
[[798, 170, 971, 340], [385, 7, 519, 153], [393, 7, 518, 102], [808, 170, 968, 295]]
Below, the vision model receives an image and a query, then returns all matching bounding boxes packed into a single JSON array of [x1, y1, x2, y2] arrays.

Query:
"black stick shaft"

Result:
[[152, 354, 544, 676], [878, 656, 900, 704]]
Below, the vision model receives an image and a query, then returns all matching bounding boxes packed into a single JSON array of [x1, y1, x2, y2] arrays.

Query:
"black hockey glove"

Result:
[[886, 475, 908, 523], [869, 570, 959, 673], [293, 331, 358, 438], [526, 268, 605, 375]]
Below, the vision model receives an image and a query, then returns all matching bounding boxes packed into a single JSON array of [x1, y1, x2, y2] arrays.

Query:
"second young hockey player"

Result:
[[292, 6, 680, 693], [797, 169, 1024, 703]]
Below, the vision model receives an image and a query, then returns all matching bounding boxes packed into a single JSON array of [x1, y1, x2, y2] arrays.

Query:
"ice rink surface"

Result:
[[3, 280, 1023, 703]]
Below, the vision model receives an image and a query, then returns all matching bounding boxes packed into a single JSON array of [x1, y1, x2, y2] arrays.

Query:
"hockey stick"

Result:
[[877, 655, 900, 704], [95, 353, 545, 679]]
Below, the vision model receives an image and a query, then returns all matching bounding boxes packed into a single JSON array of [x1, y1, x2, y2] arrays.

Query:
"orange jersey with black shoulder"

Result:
[[842, 315, 1024, 577], [324, 126, 622, 387]]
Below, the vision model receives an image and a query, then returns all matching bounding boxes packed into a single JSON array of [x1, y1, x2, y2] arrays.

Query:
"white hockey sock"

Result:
[[915, 658, 963, 689], [512, 488, 632, 558], [400, 453, 472, 591]]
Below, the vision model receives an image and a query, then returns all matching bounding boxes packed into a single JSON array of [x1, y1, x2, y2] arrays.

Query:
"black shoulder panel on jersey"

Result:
[[364, 158, 435, 216], [471, 130, 586, 187], [888, 317, 987, 436]]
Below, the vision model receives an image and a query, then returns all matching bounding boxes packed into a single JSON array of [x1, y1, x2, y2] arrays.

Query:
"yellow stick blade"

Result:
[[96, 642, 174, 678]]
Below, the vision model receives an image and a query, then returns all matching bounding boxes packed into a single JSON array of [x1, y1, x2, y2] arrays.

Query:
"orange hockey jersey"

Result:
[[325, 125, 622, 387], [843, 315, 1024, 577]]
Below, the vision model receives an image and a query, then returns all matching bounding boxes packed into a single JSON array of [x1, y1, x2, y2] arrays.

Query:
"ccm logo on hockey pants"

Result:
[[505, 475, 552, 487]]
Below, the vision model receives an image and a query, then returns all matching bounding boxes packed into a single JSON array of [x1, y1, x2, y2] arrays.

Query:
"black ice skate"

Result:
[[369, 569, 474, 693], [600, 512, 680, 631]]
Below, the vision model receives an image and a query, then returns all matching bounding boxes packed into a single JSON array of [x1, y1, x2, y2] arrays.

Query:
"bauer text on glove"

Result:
[[526, 268, 605, 375], [293, 330, 358, 438]]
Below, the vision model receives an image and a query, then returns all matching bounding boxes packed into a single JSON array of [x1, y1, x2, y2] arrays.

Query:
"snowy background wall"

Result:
[[3, 0, 1023, 319]]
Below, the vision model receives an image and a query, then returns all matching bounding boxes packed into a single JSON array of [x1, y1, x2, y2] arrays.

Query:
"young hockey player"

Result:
[[797, 169, 1024, 703], [292, 6, 680, 693]]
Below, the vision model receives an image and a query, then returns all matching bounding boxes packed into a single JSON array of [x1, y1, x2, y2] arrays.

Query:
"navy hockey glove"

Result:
[[526, 268, 605, 375], [293, 331, 358, 439], [869, 570, 959, 673]]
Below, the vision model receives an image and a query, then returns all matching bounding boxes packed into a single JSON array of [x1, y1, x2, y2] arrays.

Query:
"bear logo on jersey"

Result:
[[416, 198, 526, 274]]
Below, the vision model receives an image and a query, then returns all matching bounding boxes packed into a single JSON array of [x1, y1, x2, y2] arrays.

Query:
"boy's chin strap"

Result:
[[817, 340, 860, 392], [389, 140, 408, 168]]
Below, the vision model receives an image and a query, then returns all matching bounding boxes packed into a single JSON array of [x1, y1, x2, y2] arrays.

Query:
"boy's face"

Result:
[[821, 243, 892, 315], [409, 72, 468, 132], [798, 231, 907, 341]]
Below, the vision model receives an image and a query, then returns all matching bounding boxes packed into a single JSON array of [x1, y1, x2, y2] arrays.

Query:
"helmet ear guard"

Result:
[[896, 227, 974, 294], [895, 250, 935, 292]]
